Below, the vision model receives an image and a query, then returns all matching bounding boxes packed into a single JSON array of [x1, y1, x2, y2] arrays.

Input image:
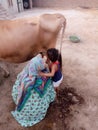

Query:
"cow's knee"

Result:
[[0, 62, 10, 78]]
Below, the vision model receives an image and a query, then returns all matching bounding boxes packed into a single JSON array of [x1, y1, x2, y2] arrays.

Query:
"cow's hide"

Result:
[[0, 13, 66, 75], [0, 13, 66, 63]]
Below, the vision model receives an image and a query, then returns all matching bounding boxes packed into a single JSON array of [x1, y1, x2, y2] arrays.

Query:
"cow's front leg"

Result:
[[0, 61, 10, 78]]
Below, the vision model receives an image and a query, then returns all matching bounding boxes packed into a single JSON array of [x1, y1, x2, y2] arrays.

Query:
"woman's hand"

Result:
[[39, 71, 46, 77]]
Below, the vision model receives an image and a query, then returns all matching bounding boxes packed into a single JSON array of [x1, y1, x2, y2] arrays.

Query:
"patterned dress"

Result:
[[11, 54, 56, 127]]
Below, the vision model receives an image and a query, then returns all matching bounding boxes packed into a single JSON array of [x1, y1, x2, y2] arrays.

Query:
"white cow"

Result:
[[0, 13, 66, 76]]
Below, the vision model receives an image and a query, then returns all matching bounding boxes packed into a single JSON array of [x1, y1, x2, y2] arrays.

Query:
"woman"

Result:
[[11, 53, 56, 127]]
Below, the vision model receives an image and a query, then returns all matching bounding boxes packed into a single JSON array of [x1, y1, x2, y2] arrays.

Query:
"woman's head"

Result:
[[39, 51, 47, 63]]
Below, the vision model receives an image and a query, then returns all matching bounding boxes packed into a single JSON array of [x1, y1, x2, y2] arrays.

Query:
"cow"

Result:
[[0, 13, 66, 76]]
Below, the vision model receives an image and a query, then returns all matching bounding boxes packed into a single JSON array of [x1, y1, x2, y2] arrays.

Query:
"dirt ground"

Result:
[[0, 6, 98, 130]]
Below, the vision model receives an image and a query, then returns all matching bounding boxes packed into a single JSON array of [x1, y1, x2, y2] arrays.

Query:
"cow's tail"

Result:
[[59, 19, 66, 54], [58, 18, 66, 71]]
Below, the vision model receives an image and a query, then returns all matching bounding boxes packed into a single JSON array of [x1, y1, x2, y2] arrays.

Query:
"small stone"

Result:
[[72, 96, 79, 103]]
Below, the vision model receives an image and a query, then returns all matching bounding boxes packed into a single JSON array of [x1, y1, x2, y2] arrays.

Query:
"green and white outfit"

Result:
[[11, 54, 56, 127]]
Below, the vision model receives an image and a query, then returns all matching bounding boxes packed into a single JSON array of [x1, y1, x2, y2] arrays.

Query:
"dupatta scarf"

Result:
[[15, 54, 48, 111]]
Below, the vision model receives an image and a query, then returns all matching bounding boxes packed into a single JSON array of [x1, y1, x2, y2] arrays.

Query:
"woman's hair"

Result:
[[39, 51, 46, 57], [47, 48, 62, 69]]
